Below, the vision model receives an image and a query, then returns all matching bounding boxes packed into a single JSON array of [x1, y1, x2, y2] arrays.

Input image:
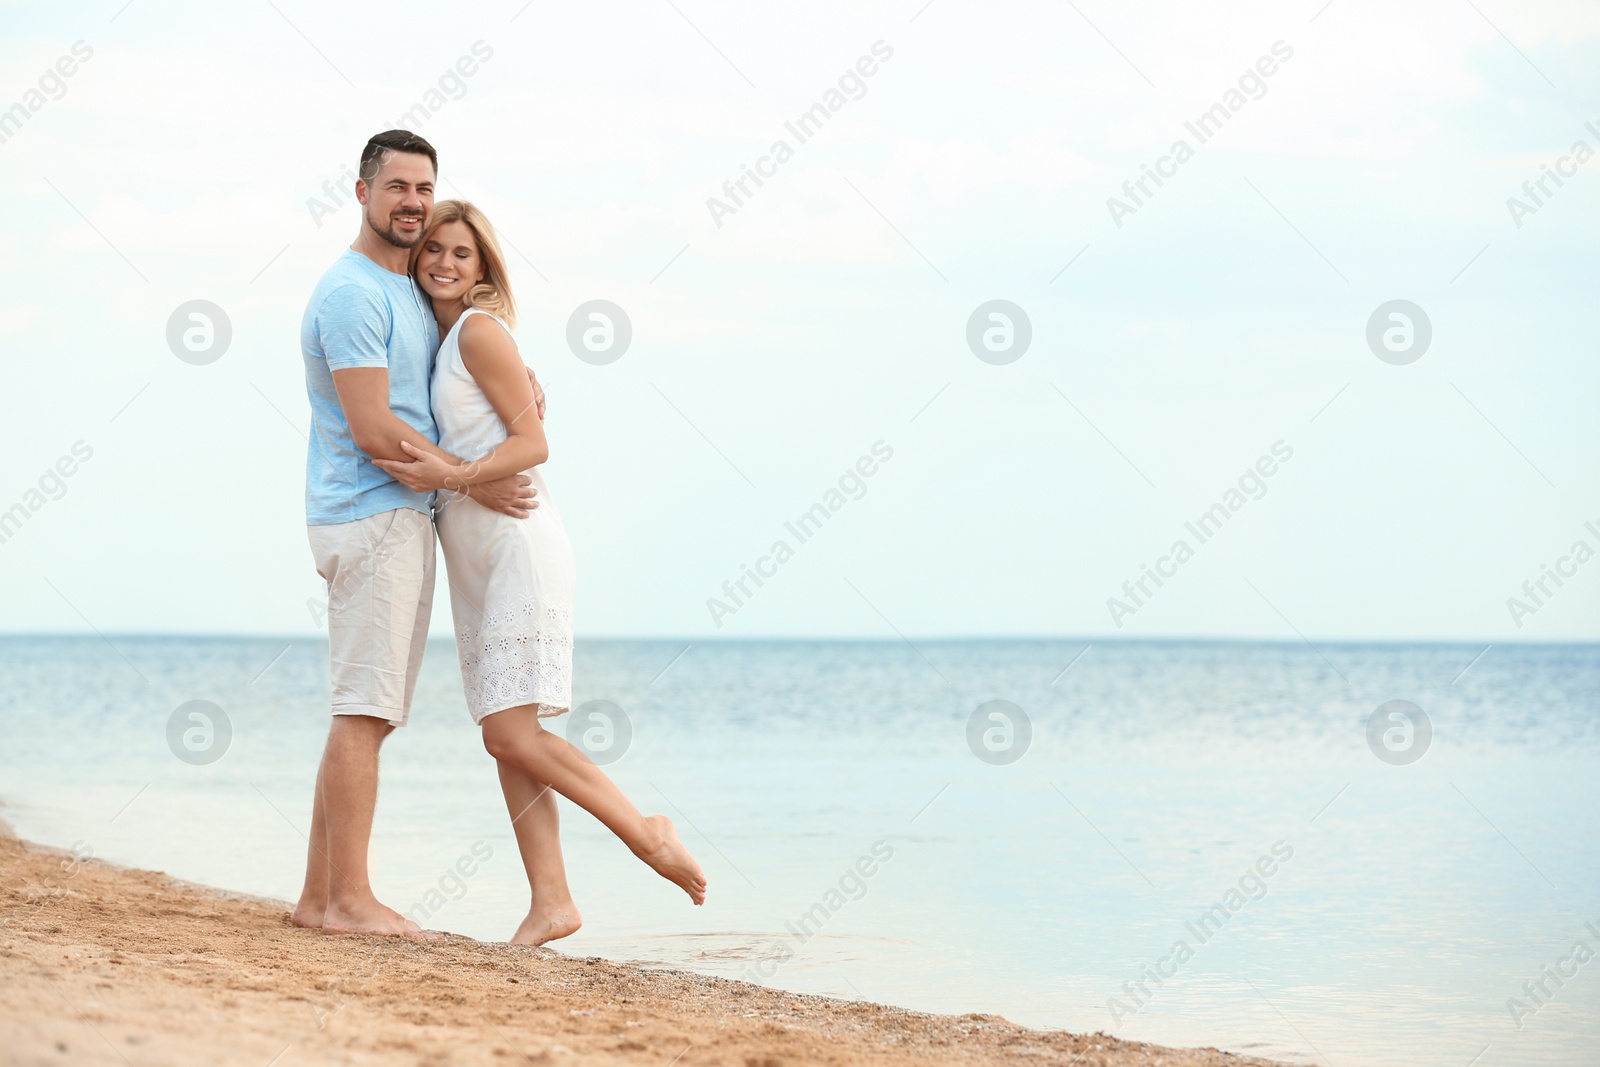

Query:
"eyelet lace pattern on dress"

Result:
[[457, 601, 574, 718]]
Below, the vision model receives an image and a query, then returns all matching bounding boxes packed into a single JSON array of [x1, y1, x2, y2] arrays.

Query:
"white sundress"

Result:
[[431, 306, 575, 722]]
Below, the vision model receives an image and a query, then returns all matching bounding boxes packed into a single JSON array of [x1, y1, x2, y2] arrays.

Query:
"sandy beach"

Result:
[[0, 828, 1306, 1067]]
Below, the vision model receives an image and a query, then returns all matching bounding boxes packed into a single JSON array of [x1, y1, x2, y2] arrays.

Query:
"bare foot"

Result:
[[509, 902, 582, 947], [322, 897, 440, 939], [636, 815, 707, 905], [290, 899, 325, 929]]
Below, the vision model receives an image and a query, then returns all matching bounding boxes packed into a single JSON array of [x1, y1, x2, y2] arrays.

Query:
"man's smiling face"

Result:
[[356, 149, 435, 249]]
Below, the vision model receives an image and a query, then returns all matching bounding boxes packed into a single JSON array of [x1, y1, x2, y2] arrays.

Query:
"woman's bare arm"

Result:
[[334, 365, 538, 515], [373, 314, 548, 492], [454, 313, 548, 483]]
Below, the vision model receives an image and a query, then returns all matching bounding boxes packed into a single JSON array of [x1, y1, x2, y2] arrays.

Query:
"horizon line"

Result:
[[0, 631, 1594, 647]]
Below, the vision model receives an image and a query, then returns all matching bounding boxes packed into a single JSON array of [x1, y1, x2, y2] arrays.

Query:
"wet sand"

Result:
[[0, 830, 1302, 1066]]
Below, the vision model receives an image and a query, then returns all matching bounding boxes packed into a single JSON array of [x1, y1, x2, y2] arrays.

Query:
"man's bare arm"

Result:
[[331, 366, 536, 516], [332, 366, 455, 463]]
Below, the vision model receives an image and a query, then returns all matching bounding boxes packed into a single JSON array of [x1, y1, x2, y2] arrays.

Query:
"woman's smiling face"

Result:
[[415, 220, 482, 302]]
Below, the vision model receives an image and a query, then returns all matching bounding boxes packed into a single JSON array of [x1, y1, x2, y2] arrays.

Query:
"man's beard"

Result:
[[369, 206, 425, 248]]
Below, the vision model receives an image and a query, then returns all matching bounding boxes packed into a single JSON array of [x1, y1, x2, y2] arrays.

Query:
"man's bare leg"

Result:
[[497, 762, 582, 945], [482, 707, 706, 904], [302, 714, 434, 937], [290, 757, 332, 927]]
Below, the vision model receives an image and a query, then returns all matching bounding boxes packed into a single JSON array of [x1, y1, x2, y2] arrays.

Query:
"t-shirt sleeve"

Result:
[[316, 283, 391, 370]]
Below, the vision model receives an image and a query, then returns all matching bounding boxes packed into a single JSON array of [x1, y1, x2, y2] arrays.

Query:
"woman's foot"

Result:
[[636, 815, 708, 905], [509, 901, 583, 947]]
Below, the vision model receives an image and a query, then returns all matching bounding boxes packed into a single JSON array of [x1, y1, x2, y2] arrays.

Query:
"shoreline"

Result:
[[1, 829, 1304, 1066]]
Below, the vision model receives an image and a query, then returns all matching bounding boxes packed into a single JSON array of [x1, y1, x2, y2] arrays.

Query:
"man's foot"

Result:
[[636, 815, 708, 905], [322, 897, 440, 939], [290, 898, 325, 929], [509, 902, 582, 947]]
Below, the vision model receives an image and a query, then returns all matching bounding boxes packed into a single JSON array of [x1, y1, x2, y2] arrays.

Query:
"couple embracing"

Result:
[[291, 129, 704, 942]]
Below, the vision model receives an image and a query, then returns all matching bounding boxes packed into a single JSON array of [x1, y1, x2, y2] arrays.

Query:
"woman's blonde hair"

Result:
[[413, 199, 518, 328]]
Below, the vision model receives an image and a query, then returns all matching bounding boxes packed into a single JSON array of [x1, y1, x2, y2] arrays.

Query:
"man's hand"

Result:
[[526, 367, 546, 421], [464, 473, 539, 518]]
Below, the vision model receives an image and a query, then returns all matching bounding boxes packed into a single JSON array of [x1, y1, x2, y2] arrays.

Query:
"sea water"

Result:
[[1, 635, 1595, 1067]]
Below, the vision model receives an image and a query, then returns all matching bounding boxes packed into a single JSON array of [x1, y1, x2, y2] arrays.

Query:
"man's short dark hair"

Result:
[[359, 130, 437, 183]]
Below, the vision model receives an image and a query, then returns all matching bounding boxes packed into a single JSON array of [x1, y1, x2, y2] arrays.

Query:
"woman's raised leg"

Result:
[[496, 761, 583, 945], [482, 705, 706, 904]]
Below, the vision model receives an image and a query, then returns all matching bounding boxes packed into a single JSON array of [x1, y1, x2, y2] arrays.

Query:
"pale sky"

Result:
[[2, 0, 1597, 640]]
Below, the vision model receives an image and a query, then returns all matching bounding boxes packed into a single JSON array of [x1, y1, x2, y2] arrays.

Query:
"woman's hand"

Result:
[[373, 440, 464, 493]]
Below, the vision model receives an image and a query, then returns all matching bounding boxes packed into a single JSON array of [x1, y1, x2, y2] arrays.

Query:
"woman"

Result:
[[374, 200, 706, 944]]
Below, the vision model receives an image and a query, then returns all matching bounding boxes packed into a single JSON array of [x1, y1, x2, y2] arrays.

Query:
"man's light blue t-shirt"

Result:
[[301, 248, 440, 526]]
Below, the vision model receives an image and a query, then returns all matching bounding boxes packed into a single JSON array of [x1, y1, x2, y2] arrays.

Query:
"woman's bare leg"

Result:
[[482, 705, 706, 904], [496, 761, 582, 945]]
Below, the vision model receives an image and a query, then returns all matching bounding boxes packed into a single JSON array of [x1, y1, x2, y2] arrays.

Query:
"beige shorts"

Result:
[[308, 507, 436, 726]]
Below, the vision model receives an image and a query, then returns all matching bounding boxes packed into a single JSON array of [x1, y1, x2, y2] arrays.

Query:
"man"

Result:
[[291, 130, 544, 936]]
